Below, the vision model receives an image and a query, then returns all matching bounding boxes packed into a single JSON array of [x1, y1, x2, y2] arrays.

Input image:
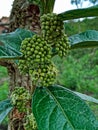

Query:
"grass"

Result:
[[0, 66, 8, 101], [0, 66, 9, 125], [88, 102, 98, 120], [0, 82, 9, 101], [0, 66, 8, 78]]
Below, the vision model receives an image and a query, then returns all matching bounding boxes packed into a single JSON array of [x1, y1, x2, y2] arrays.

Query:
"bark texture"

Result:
[[0, 0, 40, 129], [9, 0, 41, 34]]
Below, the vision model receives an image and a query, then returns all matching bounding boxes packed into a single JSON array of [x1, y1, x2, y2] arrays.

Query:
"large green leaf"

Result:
[[0, 99, 13, 123], [32, 85, 98, 130], [0, 28, 35, 60], [58, 5, 98, 21], [69, 30, 98, 49]]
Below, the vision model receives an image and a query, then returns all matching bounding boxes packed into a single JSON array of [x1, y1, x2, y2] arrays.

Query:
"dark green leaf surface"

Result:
[[0, 99, 13, 123], [58, 5, 98, 21], [0, 28, 35, 60], [69, 30, 98, 49], [32, 85, 98, 130]]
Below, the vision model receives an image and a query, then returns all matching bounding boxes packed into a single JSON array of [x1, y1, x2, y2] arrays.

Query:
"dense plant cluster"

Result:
[[18, 35, 57, 87], [41, 13, 70, 57], [18, 13, 70, 87], [11, 87, 38, 129], [40, 13, 63, 42], [24, 113, 37, 130], [11, 87, 31, 112]]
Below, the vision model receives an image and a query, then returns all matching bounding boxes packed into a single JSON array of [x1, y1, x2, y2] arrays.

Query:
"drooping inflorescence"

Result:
[[40, 13, 64, 43], [18, 13, 70, 87], [54, 34, 70, 57], [29, 62, 57, 87], [21, 35, 51, 64], [11, 87, 31, 112], [24, 113, 37, 130], [40, 13, 70, 57], [18, 34, 57, 87]]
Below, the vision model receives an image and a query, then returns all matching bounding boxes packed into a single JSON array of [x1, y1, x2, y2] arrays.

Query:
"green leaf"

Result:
[[0, 28, 35, 60], [73, 91, 98, 104], [32, 85, 98, 130], [0, 99, 13, 123], [58, 5, 98, 21], [69, 30, 98, 49]]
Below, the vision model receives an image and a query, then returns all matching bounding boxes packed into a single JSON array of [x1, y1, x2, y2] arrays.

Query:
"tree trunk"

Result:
[[0, 0, 41, 129], [9, 0, 41, 34]]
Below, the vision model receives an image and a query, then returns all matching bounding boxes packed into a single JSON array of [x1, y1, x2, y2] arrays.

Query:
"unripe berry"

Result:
[[11, 87, 31, 113], [40, 13, 64, 43]]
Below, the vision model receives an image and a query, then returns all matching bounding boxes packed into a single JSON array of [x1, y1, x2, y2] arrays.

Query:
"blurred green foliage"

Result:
[[54, 48, 98, 94], [0, 82, 9, 101], [0, 67, 8, 101], [0, 67, 9, 125], [64, 17, 98, 36], [0, 66, 8, 78]]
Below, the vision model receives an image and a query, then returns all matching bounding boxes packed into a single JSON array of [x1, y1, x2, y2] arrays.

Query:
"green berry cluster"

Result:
[[22, 35, 51, 64], [18, 59, 29, 74], [18, 35, 52, 73], [18, 13, 71, 87], [55, 34, 70, 57], [24, 113, 37, 130], [40, 13, 70, 58], [40, 13, 63, 42], [18, 35, 57, 87], [11, 87, 31, 112], [29, 62, 57, 87]]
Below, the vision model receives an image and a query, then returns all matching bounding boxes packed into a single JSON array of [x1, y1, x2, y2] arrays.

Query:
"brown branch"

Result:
[[0, 23, 9, 26], [0, 60, 9, 67], [0, 60, 15, 68]]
